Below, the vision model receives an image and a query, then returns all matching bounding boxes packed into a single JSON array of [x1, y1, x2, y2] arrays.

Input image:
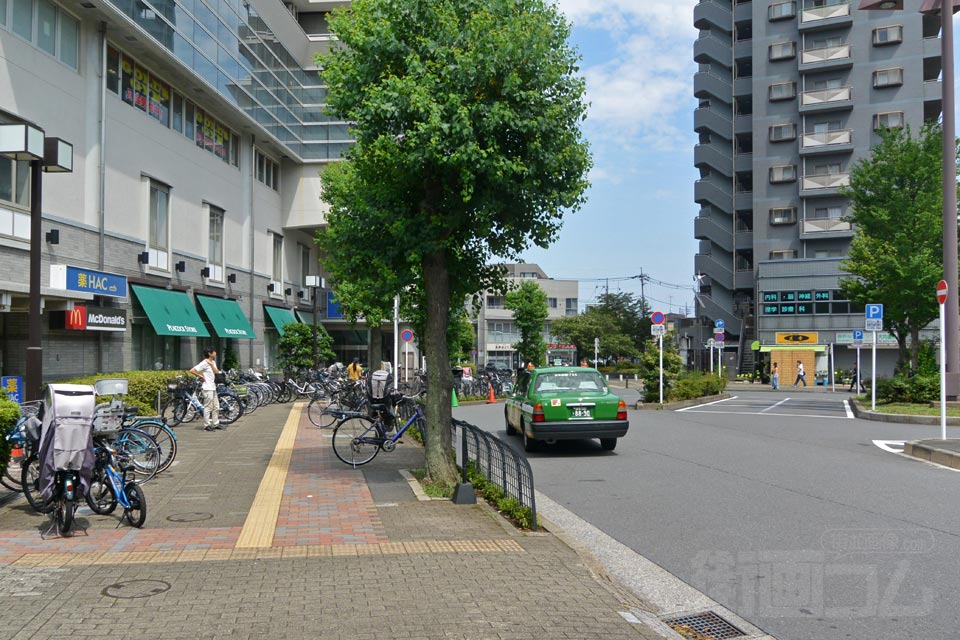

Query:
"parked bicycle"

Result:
[[330, 390, 425, 467], [86, 444, 147, 528]]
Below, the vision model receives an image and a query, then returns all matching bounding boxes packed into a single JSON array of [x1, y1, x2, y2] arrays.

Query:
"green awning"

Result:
[[760, 345, 827, 352], [197, 295, 255, 339], [263, 305, 299, 336], [296, 310, 315, 325], [131, 285, 210, 337]]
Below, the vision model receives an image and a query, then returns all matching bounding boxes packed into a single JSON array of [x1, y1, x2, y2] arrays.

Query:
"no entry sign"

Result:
[[937, 280, 948, 305]]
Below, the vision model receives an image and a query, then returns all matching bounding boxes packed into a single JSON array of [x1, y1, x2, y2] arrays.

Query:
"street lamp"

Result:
[[0, 122, 73, 401], [860, 0, 960, 397], [305, 275, 324, 368]]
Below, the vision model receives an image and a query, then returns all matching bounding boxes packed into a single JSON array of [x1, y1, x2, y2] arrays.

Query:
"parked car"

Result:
[[504, 366, 629, 452]]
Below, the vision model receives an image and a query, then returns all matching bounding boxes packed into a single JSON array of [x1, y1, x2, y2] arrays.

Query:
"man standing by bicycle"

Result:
[[190, 347, 221, 431]]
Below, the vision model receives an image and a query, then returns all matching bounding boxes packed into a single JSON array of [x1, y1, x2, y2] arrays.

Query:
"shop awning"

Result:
[[264, 305, 299, 336], [759, 345, 827, 352], [196, 295, 255, 339], [131, 285, 210, 337], [296, 310, 315, 325]]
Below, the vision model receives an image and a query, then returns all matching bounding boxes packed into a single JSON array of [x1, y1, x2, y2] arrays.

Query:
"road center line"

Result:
[[675, 395, 738, 412], [760, 397, 791, 413]]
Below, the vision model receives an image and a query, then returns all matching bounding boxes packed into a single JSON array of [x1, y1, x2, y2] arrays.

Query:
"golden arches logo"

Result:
[[67, 306, 86, 330]]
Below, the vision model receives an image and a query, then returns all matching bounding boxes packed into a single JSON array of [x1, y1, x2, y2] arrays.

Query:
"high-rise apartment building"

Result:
[[693, 0, 941, 375]]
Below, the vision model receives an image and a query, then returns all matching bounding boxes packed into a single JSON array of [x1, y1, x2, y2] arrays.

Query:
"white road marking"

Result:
[[681, 410, 851, 420], [844, 400, 854, 419], [675, 395, 738, 412], [760, 397, 791, 413], [873, 439, 906, 453]]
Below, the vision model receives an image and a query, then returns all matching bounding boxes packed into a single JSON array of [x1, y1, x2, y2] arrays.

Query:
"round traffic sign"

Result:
[[937, 279, 948, 305], [400, 328, 414, 342], [651, 311, 665, 325], [714, 333, 725, 342]]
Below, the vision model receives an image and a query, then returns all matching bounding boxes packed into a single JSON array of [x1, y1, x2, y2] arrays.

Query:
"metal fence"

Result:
[[451, 419, 537, 530]]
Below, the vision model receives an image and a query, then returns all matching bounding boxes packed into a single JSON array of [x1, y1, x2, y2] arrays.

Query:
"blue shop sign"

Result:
[[1, 376, 23, 404], [50, 265, 127, 298], [327, 291, 344, 319]]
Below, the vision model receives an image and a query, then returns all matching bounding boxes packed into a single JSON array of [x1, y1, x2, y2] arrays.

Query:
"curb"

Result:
[[903, 441, 960, 470], [850, 398, 960, 426], [634, 393, 731, 411]]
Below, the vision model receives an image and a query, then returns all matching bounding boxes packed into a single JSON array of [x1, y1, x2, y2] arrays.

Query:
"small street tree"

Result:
[[551, 292, 646, 363], [505, 280, 549, 366], [317, 0, 591, 484], [277, 323, 336, 373], [840, 123, 956, 372]]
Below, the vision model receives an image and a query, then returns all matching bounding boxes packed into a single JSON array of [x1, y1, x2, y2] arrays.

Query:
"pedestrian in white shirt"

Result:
[[793, 360, 807, 387], [190, 347, 221, 431]]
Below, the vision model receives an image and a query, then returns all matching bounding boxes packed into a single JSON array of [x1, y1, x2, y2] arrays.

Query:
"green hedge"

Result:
[[59, 370, 187, 415], [666, 372, 727, 403], [0, 394, 21, 482], [876, 374, 939, 404]]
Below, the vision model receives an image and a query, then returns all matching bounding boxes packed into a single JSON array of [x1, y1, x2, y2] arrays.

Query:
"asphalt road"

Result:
[[455, 391, 960, 640]]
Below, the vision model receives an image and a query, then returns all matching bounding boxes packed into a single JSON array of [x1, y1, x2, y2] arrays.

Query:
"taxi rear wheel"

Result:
[[521, 421, 539, 453], [600, 438, 617, 451], [504, 407, 517, 435]]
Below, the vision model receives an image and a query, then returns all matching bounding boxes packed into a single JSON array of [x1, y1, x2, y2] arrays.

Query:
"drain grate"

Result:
[[102, 580, 171, 599], [661, 611, 745, 640], [166, 512, 213, 523]]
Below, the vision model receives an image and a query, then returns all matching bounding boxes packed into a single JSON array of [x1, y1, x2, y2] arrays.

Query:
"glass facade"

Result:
[[103, 0, 352, 161]]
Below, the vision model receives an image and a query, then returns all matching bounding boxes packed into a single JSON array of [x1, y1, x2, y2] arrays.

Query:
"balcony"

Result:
[[694, 70, 733, 100], [695, 179, 734, 212], [735, 190, 753, 210], [799, 86, 853, 113], [799, 44, 852, 72], [694, 0, 733, 33], [735, 230, 753, 251], [799, 1, 852, 31], [923, 35, 941, 59], [695, 252, 735, 289], [694, 33, 733, 66], [924, 79, 943, 102], [801, 172, 850, 196], [694, 107, 734, 138], [694, 144, 734, 176], [735, 114, 752, 134], [735, 153, 752, 172], [800, 129, 853, 155], [695, 216, 734, 253], [801, 217, 853, 237]]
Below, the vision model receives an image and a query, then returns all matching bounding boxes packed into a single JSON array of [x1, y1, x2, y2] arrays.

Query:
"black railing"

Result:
[[451, 419, 537, 530]]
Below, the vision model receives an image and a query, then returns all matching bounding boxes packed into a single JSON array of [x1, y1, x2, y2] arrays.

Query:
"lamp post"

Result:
[[859, 0, 959, 397], [0, 124, 73, 402], [305, 275, 324, 369]]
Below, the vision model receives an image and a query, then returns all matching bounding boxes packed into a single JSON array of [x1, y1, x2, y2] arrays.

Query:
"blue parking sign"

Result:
[[1, 376, 23, 404], [852, 330, 864, 341], [866, 304, 883, 319]]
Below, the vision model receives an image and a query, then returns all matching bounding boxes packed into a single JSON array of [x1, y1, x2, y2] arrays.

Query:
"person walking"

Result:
[[190, 347, 221, 431], [793, 360, 807, 387], [771, 362, 779, 390], [849, 364, 860, 393], [347, 357, 363, 381]]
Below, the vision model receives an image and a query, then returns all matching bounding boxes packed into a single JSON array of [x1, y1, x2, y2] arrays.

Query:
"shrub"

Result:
[[59, 370, 178, 415], [876, 373, 939, 404], [0, 394, 21, 482], [668, 372, 727, 403]]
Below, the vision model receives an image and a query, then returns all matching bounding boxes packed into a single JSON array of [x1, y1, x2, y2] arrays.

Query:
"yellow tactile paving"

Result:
[[234, 403, 304, 548]]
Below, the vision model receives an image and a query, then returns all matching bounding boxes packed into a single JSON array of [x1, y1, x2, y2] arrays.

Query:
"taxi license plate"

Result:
[[572, 407, 590, 419]]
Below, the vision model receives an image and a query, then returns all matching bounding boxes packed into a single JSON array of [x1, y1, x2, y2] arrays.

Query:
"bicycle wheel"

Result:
[[123, 483, 146, 528], [129, 422, 177, 473], [307, 395, 335, 428], [57, 495, 75, 534], [20, 454, 52, 513], [86, 475, 117, 515], [160, 399, 182, 427], [331, 416, 382, 467], [218, 394, 242, 425], [115, 429, 160, 484]]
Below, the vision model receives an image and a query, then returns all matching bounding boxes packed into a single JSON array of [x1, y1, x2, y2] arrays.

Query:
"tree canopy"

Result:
[[277, 323, 336, 373], [505, 280, 549, 366], [550, 292, 650, 363], [840, 123, 956, 372], [317, 0, 591, 483]]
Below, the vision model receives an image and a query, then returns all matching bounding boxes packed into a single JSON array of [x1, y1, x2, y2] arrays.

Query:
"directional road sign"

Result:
[[937, 280, 948, 305], [866, 304, 884, 319], [651, 311, 665, 325], [715, 319, 725, 330], [651, 324, 667, 337]]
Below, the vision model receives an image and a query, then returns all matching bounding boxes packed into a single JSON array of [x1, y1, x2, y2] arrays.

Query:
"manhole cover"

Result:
[[661, 611, 745, 639], [166, 512, 213, 523], [102, 580, 171, 599]]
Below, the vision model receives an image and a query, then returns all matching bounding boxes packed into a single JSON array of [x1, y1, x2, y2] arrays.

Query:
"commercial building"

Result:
[[0, 0, 411, 383], [476, 264, 579, 369], [693, 0, 941, 377]]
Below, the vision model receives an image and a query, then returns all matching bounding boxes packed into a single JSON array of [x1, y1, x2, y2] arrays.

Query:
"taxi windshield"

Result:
[[533, 371, 606, 393]]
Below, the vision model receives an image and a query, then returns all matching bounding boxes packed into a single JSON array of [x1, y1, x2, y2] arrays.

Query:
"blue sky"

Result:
[[520, 2, 960, 317]]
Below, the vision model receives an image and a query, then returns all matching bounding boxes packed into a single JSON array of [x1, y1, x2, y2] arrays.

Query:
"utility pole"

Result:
[[638, 269, 650, 312]]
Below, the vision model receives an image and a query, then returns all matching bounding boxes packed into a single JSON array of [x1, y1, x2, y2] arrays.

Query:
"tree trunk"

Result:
[[896, 332, 909, 374], [422, 249, 458, 486], [910, 327, 921, 374]]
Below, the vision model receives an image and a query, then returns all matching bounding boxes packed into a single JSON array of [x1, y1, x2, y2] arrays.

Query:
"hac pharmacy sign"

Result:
[[50, 265, 128, 298]]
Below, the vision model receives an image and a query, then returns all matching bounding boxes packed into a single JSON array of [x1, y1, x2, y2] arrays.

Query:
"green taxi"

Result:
[[504, 366, 629, 452]]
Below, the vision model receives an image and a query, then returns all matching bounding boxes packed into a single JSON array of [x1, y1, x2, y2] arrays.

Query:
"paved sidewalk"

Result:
[[0, 402, 666, 639]]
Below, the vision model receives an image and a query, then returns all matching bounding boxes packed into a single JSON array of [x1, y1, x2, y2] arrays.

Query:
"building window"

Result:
[[769, 123, 797, 142], [768, 1, 795, 21], [813, 206, 843, 219], [5, 0, 78, 68], [873, 68, 903, 88], [0, 157, 31, 240], [769, 207, 797, 225], [272, 233, 283, 292], [769, 81, 796, 101], [769, 165, 797, 183], [768, 41, 796, 61], [148, 180, 170, 270], [769, 249, 798, 260], [300, 243, 311, 289], [813, 162, 842, 175], [565, 298, 578, 316], [486, 296, 504, 309], [207, 206, 224, 282], [873, 25, 902, 46], [255, 149, 279, 190], [547, 297, 558, 309], [874, 111, 904, 130]]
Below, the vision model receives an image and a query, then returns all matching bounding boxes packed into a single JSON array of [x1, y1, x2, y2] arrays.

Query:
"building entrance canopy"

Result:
[[264, 305, 298, 336], [131, 285, 210, 337], [196, 295, 255, 339]]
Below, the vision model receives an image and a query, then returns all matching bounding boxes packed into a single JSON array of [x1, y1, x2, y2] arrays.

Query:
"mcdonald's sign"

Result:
[[65, 305, 87, 330]]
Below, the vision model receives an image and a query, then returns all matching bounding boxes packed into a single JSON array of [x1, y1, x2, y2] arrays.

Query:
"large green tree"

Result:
[[505, 280, 549, 366], [550, 292, 648, 362], [277, 323, 336, 373], [840, 123, 956, 372], [317, 0, 591, 483]]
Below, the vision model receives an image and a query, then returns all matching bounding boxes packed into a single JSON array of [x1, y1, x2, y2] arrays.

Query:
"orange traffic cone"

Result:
[[487, 383, 496, 404]]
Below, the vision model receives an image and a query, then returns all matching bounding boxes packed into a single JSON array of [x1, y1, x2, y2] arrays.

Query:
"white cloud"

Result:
[[553, 0, 696, 37]]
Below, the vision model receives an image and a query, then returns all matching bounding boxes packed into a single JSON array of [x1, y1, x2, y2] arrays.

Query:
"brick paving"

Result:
[[0, 401, 667, 639]]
